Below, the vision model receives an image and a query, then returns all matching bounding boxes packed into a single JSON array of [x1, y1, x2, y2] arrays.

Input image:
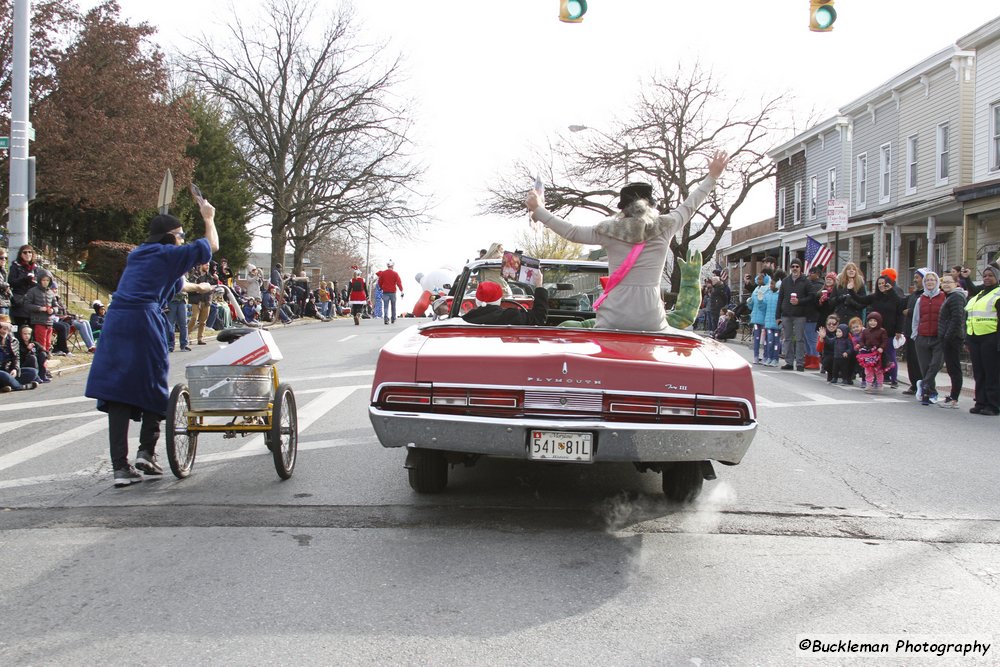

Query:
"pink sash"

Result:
[[593, 242, 645, 310]]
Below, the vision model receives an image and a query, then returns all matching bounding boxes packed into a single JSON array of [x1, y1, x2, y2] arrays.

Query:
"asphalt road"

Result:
[[1, 319, 998, 665]]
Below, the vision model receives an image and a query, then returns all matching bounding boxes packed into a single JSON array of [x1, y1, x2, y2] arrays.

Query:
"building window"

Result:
[[778, 187, 786, 229], [828, 167, 837, 201], [793, 181, 802, 225], [906, 134, 918, 194], [809, 175, 818, 219], [992, 103, 1000, 172], [856, 153, 867, 209], [936, 123, 949, 184], [879, 143, 891, 203]]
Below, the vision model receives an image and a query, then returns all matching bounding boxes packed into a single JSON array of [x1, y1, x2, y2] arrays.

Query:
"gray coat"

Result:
[[534, 176, 716, 332], [24, 283, 57, 326]]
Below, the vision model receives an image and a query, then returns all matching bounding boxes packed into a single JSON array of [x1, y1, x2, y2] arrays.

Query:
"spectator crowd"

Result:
[[3, 245, 401, 395], [728, 254, 1000, 414]]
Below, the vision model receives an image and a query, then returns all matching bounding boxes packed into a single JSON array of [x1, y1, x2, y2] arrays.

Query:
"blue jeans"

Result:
[[804, 321, 819, 358], [1, 370, 24, 390], [752, 324, 765, 360], [382, 292, 397, 322], [764, 328, 780, 362], [73, 319, 96, 349], [166, 302, 189, 349]]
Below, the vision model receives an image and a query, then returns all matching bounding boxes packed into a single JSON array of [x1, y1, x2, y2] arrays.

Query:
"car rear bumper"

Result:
[[368, 408, 755, 464]]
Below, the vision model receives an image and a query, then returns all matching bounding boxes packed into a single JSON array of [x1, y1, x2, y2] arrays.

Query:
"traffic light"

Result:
[[809, 0, 836, 32], [559, 0, 587, 23]]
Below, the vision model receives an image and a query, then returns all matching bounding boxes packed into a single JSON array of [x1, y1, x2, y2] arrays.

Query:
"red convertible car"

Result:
[[369, 259, 757, 502]]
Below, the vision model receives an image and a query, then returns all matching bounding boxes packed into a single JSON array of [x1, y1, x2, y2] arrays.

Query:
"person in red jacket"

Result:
[[911, 270, 945, 405], [376, 260, 404, 324]]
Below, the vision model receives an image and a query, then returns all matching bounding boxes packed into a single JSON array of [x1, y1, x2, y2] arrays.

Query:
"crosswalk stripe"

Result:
[[0, 395, 93, 412], [0, 411, 104, 435], [234, 384, 369, 453], [0, 417, 108, 473]]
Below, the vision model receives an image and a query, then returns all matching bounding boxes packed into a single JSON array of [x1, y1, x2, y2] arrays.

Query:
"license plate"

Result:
[[528, 431, 593, 462]]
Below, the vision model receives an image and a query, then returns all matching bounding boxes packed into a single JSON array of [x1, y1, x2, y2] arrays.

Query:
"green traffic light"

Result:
[[566, 0, 587, 20], [814, 5, 836, 29]]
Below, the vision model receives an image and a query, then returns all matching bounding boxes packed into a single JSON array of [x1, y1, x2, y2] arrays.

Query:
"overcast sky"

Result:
[[79, 0, 1000, 309]]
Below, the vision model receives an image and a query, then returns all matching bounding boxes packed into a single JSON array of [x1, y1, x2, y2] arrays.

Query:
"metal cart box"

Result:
[[185, 364, 273, 411]]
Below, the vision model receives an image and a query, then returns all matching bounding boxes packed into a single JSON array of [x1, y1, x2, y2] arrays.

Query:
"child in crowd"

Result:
[[712, 308, 738, 341], [25, 271, 56, 353], [848, 316, 865, 387], [833, 323, 854, 384], [858, 311, 888, 393], [821, 314, 840, 382], [18, 325, 50, 383]]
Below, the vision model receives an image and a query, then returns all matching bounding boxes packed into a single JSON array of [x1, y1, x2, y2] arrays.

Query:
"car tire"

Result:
[[407, 449, 448, 493], [661, 462, 703, 503]]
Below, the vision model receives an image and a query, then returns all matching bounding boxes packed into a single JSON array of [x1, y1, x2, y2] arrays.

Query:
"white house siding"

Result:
[[973, 37, 1000, 182], [850, 100, 899, 217]]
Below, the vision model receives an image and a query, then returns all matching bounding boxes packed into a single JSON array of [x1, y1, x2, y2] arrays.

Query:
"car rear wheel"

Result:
[[661, 462, 703, 503], [407, 449, 448, 493]]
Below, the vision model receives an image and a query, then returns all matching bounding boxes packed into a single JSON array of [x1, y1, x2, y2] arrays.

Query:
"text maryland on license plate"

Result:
[[529, 431, 593, 462]]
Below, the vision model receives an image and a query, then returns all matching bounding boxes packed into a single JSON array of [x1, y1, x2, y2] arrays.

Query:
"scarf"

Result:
[[922, 271, 941, 298]]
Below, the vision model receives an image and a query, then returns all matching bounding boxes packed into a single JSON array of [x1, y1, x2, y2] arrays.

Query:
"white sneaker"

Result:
[[915, 380, 923, 401]]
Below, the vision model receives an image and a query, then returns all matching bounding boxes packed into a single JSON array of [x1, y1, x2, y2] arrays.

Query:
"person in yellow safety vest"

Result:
[[964, 266, 1000, 416]]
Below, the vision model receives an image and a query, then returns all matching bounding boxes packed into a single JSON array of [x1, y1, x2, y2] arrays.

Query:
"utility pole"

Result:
[[7, 0, 31, 250]]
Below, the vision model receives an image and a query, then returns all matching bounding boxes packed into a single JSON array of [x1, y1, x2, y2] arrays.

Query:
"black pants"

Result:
[[915, 336, 943, 396], [940, 336, 964, 400], [833, 357, 852, 383], [904, 337, 923, 390], [107, 401, 162, 470], [967, 333, 1000, 411]]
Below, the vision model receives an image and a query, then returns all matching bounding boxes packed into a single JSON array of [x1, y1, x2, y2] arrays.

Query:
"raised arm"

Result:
[[199, 199, 220, 253], [526, 190, 602, 244], [653, 151, 728, 239]]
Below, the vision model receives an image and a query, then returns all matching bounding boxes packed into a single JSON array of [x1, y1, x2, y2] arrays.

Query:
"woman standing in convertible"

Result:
[[525, 151, 728, 332], [86, 199, 219, 487]]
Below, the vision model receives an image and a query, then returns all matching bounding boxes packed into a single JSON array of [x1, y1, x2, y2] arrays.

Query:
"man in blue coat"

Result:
[[86, 199, 219, 487]]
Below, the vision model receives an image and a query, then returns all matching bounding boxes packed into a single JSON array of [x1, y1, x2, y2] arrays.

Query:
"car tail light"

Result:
[[378, 385, 431, 406], [695, 398, 752, 424], [376, 385, 522, 415], [602, 393, 749, 425], [606, 395, 659, 415]]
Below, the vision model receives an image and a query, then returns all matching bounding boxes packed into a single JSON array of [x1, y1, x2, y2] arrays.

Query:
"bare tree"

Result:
[[513, 226, 587, 261], [484, 63, 785, 291], [182, 0, 424, 273]]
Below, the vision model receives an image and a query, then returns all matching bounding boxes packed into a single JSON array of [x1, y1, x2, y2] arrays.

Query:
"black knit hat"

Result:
[[617, 182, 654, 210], [145, 214, 182, 243]]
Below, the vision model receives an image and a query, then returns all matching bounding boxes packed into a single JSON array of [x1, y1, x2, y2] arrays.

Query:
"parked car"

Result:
[[369, 259, 757, 502]]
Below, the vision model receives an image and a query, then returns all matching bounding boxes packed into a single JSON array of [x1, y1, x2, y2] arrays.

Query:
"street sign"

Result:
[[157, 169, 174, 214], [0, 137, 8, 150], [826, 198, 849, 232]]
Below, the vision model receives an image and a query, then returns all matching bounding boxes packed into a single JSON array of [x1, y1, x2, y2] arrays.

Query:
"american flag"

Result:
[[804, 235, 833, 273], [718, 268, 728, 283]]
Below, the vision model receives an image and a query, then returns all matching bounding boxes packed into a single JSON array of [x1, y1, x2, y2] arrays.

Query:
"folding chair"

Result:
[[67, 323, 86, 352]]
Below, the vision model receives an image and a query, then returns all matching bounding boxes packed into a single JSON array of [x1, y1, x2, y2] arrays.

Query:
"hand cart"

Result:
[[164, 328, 298, 480]]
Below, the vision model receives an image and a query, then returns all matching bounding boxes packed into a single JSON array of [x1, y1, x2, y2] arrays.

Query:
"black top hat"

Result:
[[617, 182, 654, 210], [145, 214, 182, 244]]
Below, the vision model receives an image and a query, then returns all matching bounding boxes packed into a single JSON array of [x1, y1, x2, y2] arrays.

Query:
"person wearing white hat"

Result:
[[526, 151, 728, 332]]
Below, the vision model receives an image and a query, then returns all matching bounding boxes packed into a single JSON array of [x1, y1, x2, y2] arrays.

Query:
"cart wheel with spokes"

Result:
[[267, 383, 297, 479], [166, 384, 198, 479]]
